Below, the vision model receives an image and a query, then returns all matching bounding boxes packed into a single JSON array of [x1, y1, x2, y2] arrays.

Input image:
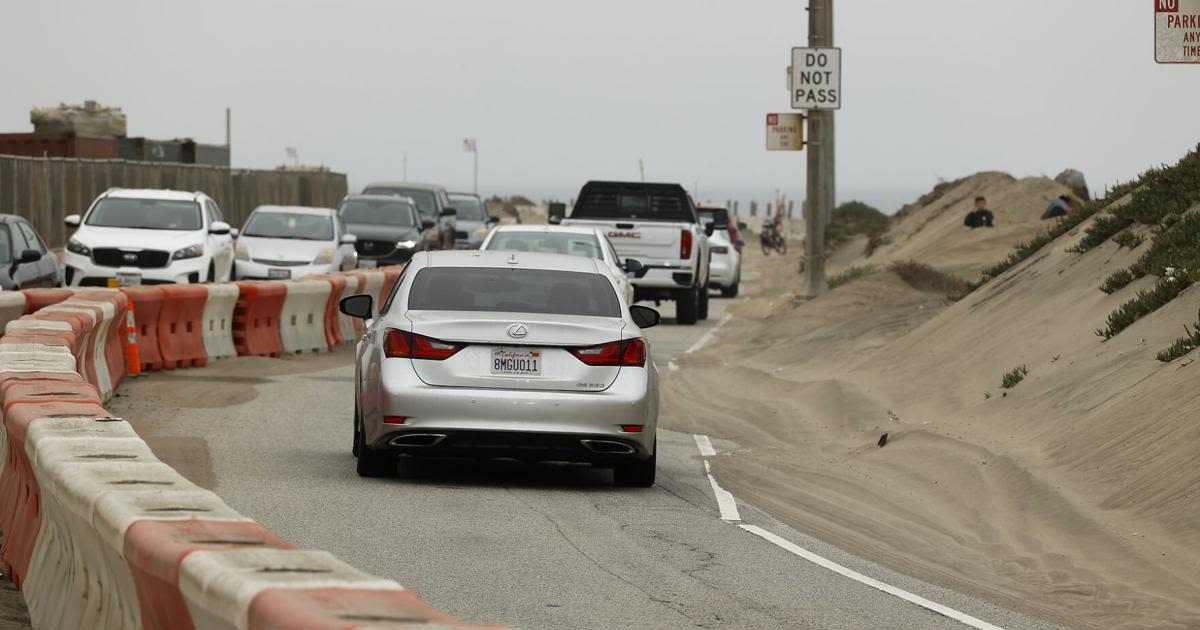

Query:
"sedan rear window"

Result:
[[408, 267, 620, 317], [86, 198, 203, 230]]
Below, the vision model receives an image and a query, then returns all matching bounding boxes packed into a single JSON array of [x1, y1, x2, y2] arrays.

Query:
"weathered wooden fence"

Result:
[[0, 155, 348, 247]]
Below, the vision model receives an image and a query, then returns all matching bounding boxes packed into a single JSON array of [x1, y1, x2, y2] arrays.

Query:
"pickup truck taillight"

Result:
[[680, 230, 693, 260]]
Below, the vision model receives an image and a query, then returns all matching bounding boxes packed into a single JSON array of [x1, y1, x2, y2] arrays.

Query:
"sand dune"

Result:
[[663, 176, 1200, 629]]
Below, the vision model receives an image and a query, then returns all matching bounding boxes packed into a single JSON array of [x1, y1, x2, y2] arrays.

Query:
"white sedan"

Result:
[[480, 224, 644, 304], [235, 206, 358, 280]]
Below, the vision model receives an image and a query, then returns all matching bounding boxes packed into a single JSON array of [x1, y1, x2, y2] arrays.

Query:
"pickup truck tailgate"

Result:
[[569, 219, 684, 261]]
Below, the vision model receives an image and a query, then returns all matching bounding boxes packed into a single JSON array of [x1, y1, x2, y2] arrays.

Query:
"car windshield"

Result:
[[85, 198, 203, 230], [362, 188, 438, 218], [243, 212, 333, 241], [448, 195, 488, 221], [408, 267, 620, 317], [338, 200, 417, 227], [0, 225, 10, 264], [485, 232, 602, 259]]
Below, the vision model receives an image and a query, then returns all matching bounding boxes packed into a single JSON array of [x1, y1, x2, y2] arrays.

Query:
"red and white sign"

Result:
[[766, 113, 805, 151], [1156, 0, 1200, 63]]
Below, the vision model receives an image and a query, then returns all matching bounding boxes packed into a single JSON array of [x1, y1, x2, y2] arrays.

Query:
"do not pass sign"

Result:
[[791, 47, 841, 110], [1156, 0, 1200, 63]]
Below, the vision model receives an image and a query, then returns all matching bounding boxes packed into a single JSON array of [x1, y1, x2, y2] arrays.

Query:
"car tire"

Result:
[[206, 261, 215, 283], [721, 282, 739, 298], [698, 284, 710, 320], [613, 444, 656, 487], [355, 415, 394, 478], [352, 403, 361, 456], [676, 288, 699, 325]]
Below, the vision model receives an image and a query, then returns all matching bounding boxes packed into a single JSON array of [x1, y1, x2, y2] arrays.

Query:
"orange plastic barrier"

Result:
[[343, 272, 367, 333], [120, 286, 166, 372], [248, 588, 487, 630], [233, 281, 286, 357], [124, 519, 296, 630], [1, 380, 101, 413], [307, 274, 347, 351], [156, 285, 209, 370], [0, 400, 111, 586], [19, 289, 74, 315], [378, 264, 405, 306]]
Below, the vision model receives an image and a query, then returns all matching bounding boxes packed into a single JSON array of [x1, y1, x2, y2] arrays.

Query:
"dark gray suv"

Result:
[[336, 194, 432, 267]]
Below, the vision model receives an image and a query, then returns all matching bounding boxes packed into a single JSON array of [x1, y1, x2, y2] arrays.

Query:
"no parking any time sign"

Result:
[[1156, 0, 1200, 63]]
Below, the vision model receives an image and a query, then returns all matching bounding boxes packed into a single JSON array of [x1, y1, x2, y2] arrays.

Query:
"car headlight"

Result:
[[235, 242, 250, 261], [67, 238, 91, 256], [313, 248, 335, 265], [172, 244, 205, 261], [396, 240, 417, 249]]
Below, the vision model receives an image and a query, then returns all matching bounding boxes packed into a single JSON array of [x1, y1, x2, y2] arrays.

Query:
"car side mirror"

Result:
[[230, 228, 240, 239], [64, 214, 82, 228], [736, 239, 746, 248], [18, 249, 40, 265], [629, 305, 660, 329], [440, 208, 457, 217], [209, 220, 232, 235], [341, 233, 358, 244], [486, 216, 499, 224], [624, 258, 648, 278], [421, 218, 436, 230], [737, 221, 747, 231], [704, 222, 715, 237], [339, 294, 373, 320], [547, 203, 567, 225]]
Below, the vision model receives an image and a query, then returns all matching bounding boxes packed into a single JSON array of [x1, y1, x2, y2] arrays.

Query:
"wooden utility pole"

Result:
[[804, 0, 834, 297]]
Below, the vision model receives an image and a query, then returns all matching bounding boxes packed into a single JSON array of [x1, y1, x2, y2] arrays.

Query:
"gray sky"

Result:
[[2, 0, 1197, 212]]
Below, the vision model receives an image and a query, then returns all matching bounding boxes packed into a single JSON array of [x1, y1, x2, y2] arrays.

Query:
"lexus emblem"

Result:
[[507, 324, 528, 339], [122, 253, 138, 263]]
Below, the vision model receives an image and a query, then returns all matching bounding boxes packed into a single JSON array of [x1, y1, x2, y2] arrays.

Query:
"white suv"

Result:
[[62, 189, 236, 287]]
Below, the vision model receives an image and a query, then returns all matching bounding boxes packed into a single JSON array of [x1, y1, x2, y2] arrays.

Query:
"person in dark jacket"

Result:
[[964, 196, 995, 229], [1041, 195, 1072, 220]]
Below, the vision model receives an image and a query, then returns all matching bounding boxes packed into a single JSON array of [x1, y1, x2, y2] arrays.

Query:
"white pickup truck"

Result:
[[560, 181, 714, 325]]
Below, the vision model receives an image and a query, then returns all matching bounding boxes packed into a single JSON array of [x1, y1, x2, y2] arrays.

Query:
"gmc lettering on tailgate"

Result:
[[608, 231, 641, 239]]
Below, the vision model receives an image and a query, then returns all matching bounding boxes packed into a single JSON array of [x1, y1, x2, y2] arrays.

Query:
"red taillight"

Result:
[[383, 329, 465, 360], [680, 229, 693, 260], [569, 338, 646, 367], [383, 416, 407, 425], [621, 425, 643, 433]]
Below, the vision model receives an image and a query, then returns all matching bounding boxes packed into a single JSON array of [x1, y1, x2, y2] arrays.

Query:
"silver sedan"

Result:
[[339, 250, 662, 486]]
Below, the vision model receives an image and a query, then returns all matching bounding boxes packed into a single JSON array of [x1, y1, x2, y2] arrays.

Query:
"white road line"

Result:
[[691, 434, 1004, 630], [684, 314, 731, 355], [738, 525, 1004, 630], [703, 461, 741, 522]]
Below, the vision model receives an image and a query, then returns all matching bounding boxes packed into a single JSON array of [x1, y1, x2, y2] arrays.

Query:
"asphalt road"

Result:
[[108, 285, 1054, 630]]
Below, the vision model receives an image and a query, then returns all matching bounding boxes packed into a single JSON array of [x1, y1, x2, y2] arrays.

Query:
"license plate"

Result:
[[108, 273, 142, 288], [268, 268, 292, 279], [359, 259, 377, 269], [491, 348, 542, 376]]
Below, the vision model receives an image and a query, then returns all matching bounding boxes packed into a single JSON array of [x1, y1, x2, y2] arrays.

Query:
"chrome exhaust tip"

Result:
[[580, 439, 636, 455], [388, 433, 447, 448]]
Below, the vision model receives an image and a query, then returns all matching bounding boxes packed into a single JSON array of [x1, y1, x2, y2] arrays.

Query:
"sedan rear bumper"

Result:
[[363, 358, 658, 460]]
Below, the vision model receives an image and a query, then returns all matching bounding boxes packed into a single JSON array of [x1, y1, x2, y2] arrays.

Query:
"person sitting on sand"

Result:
[[1041, 195, 1072, 220], [964, 196, 995, 229]]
